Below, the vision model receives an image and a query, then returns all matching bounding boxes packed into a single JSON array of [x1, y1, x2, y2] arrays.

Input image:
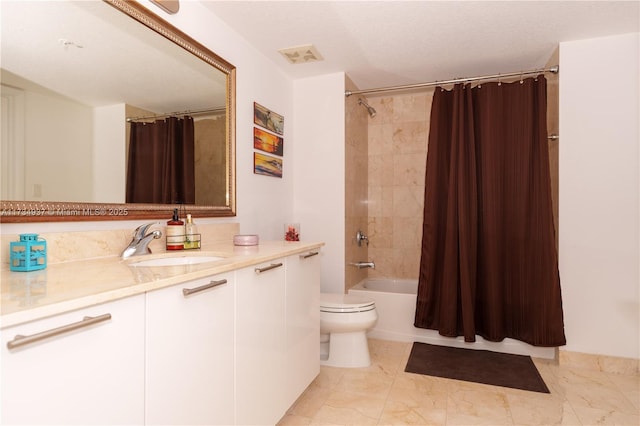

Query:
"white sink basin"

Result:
[[128, 255, 225, 267]]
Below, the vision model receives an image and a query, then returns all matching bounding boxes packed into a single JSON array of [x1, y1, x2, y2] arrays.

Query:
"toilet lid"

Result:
[[320, 293, 375, 313]]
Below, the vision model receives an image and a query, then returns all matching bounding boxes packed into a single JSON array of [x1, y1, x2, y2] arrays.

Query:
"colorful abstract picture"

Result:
[[254, 152, 283, 178], [254, 102, 284, 135], [254, 127, 284, 156]]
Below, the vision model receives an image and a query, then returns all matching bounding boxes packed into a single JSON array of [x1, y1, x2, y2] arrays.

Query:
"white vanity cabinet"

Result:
[[235, 252, 321, 425], [145, 272, 235, 425], [0, 294, 145, 425], [285, 250, 321, 404], [235, 259, 288, 425]]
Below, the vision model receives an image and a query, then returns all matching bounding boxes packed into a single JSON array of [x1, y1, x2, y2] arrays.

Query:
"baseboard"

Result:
[[559, 350, 639, 375]]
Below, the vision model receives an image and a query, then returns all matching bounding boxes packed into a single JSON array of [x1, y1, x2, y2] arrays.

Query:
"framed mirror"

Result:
[[0, 0, 236, 222]]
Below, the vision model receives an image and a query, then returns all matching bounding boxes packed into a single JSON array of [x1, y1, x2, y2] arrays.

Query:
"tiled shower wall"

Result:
[[344, 76, 369, 291], [366, 92, 433, 280]]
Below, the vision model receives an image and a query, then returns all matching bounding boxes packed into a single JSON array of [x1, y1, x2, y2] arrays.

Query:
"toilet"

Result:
[[319, 293, 378, 368]]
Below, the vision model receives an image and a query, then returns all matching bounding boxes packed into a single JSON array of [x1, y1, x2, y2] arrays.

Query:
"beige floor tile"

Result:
[[533, 358, 562, 385], [378, 400, 447, 425], [447, 386, 512, 423], [389, 373, 448, 410], [560, 367, 615, 385], [444, 412, 514, 425], [310, 390, 384, 425], [287, 382, 333, 418], [314, 366, 348, 390], [365, 342, 409, 377], [282, 338, 639, 426], [337, 370, 395, 399], [507, 393, 581, 425], [606, 373, 640, 410], [572, 404, 640, 425], [563, 381, 638, 414], [278, 413, 313, 425]]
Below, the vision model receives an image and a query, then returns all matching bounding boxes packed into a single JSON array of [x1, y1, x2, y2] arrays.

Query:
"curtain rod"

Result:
[[345, 65, 559, 97], [126, 106, 226, 122]]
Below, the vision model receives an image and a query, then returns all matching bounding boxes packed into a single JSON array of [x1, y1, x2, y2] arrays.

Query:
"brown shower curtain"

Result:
[[414, 76, 566, 347], [126, 116, 195, 204]]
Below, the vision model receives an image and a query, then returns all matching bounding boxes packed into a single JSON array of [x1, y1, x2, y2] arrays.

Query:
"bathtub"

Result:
[[349, 278, 556, 359]]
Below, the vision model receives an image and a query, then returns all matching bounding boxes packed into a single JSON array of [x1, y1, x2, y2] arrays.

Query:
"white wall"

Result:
[[559, 33, 639, 359], [93, 104, 126, 203], [24, 88, 93, 202], [137, 0, 294, 240], [292, 73, 346, 293]]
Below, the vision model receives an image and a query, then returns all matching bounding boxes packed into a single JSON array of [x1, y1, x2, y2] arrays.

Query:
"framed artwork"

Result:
[[254, 152, 283, 178], [254, 127, 283, 156], [254, 102, 284, 135]]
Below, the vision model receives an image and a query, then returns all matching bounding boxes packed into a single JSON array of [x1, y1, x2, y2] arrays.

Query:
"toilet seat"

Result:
[[320, 293, 375, 313]]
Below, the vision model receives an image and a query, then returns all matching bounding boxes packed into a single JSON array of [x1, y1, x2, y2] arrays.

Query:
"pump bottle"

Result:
[[166, 209, 184, 250]]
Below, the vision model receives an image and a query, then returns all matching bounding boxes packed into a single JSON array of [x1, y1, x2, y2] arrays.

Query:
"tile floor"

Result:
[[278, 339, 639, 425]]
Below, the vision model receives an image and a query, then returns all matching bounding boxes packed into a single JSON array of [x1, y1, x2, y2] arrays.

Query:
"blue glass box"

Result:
[[10, 234, 47, 272]]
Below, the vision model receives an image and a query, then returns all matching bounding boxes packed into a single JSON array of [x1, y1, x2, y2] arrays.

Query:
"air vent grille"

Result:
[[278, 44, 323, 64]]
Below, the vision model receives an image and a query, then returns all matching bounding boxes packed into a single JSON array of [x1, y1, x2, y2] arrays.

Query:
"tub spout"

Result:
[[350, 261, 375, 269]]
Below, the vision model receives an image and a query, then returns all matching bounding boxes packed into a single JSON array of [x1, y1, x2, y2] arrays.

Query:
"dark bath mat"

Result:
[[405, 342, 550, 393]]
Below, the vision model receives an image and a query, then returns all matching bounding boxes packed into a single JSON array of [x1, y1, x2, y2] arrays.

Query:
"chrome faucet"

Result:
[[121, 223, 162, 259], [350, 261, 375, 269]]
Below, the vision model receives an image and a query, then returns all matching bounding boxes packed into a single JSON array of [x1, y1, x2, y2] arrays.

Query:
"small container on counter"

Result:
[[183, 214, 201, 250], [10, 233, 47, 272], [233, 234, 259, 246], [166, 208, 184, 250]]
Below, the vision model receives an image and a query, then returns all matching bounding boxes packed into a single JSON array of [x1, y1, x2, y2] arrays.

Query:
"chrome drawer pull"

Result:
[[300, 251, 319, 259], [254, 262, 283, 274], [7, 313, 112, 350], [182, 279, 228, 296]]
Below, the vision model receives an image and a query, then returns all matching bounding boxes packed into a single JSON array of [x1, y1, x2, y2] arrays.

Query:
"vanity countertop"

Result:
[[1, 240, 323, 329]]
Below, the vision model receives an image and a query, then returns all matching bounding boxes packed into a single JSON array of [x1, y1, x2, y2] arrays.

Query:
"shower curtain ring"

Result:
[[520, 72, 524, 84], [498, 74, 502, 86]]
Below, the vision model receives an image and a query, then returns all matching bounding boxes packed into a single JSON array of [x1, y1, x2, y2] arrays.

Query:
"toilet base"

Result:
[[320, 331, 371, 368]]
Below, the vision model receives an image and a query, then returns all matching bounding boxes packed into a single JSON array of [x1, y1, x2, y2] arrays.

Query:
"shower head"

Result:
[[358, 98, 377, 118]]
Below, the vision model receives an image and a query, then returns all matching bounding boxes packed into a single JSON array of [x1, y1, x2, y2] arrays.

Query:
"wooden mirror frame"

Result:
[[0, 0, 236, 223]]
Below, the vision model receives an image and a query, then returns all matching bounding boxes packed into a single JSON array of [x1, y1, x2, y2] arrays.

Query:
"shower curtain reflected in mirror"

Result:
[[415, 76, 566, 347], [126, 116, 195, 204]]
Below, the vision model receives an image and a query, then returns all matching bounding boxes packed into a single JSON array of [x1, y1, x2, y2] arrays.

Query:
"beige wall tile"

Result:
[[344, 78, 370, 291]]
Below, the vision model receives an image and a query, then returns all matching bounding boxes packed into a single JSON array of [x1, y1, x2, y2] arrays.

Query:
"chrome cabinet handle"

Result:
[[300, 251, 319, 259], [7, 313, 112, 350], [182, 279, 228, 296], [254, 262, 283, 274]]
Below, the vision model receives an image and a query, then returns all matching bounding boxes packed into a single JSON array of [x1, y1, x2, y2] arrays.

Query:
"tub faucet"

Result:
[[121, 223, 162, 259], [350, 261, 375, 269]]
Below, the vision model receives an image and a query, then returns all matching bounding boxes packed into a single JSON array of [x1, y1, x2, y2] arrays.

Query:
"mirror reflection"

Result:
[[0, 0, 235, 219]]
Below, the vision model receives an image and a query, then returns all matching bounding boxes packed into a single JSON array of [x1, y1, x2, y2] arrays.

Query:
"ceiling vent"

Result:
[[278, 44, 323, 64]]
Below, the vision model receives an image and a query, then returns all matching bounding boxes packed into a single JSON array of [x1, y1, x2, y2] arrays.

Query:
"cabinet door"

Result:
[[146, 272, 235, 425], [1, 294, 145, 425], [285, 250, 321, 403], [235, 259, 287, 425]]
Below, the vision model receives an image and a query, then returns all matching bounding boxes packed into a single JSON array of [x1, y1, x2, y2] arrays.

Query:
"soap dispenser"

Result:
[[184, 214, 200, 249], [166, 208, 184, 250]]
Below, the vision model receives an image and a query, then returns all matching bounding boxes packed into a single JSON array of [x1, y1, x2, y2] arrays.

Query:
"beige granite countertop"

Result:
[[1, 240, 323, 329]]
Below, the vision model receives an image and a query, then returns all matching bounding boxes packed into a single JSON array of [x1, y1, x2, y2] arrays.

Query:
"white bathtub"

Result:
[[349, 278, 556, 359]]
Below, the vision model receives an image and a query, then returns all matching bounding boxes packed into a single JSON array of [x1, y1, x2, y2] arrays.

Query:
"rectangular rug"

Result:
[[405, 342, 550, 393]]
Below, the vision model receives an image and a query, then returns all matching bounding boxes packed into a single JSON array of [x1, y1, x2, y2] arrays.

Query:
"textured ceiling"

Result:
[[204, 0, 640, 92], [2, 1, 637, 108]]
